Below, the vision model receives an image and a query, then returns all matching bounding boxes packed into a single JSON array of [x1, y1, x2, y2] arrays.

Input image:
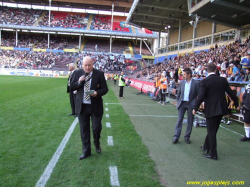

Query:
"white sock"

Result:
[[244, 127, 250, 138]]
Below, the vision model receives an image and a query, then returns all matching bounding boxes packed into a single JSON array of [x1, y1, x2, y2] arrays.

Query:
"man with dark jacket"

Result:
[[193, 63, 238, 160], [71, 56, 108, 160], [67, 63, 76, 116]]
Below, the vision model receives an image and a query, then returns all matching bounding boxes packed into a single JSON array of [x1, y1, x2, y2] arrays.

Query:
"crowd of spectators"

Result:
[[0, 50, 28, 68], [76, 52, 125, 71], [17, 52, 62, 69], [91, 15, 111, 30], [39, 13, 88, 29], [0, 6, 43, 26], [130, 36, 250, 85], [1, 33, 76, 49]]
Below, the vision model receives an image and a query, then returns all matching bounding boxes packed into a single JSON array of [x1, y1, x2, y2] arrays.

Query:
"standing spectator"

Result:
[[240, 53, 250, 75], [172, 68, 199, 144], [119, 72, 126, 98], [113, 74, 118, 85], [240, 84, 250, 141], [70, 56, 108, 160], [193, 63, 238, 160], [67, 63, 76, 116], [95, 44, 98, 52], [158, 73, 168, 105]]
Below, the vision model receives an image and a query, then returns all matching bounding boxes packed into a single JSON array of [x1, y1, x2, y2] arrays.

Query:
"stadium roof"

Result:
[[1, 0, 133, 13], [126, 0, 192, 33], [189, 0, 250, 29], [126, 0, 250, 33]]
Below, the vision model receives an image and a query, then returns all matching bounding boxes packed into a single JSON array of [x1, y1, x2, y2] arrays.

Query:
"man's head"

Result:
[[207, 63, 217, 73], [246, 67, 250, 74], [121, 72, 124, 76], [182, 68, 192, 81], [82, 56, 93, 73], [68, 63, 75, 71]]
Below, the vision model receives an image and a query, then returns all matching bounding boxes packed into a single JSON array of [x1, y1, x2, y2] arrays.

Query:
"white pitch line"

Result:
[[35, 118, 78, 187], [129, 115, 178, 118], [105, 108, 109, 111], [220, 125, 244, 136], [106, 114, 110, 118], [109, 166, 120, 186], [107, 136, 113, 146], [106, 122, 111, 128], [195, 114, 244, 136]]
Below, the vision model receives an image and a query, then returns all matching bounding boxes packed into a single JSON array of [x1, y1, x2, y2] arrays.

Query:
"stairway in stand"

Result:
[[53, 55, 75, 70]]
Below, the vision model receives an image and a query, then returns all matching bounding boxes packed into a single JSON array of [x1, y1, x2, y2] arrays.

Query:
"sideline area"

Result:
[[108, 80, 249, 187]]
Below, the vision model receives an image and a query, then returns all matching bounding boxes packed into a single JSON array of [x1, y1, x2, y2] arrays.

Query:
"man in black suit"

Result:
[[173, 68, 199, 144], [193, 63, 238, 160], [71, 56, 108, 160], [67, 63, 76, 116]]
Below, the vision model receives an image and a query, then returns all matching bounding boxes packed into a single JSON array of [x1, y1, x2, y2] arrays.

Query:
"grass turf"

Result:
[[0, 75, 162, 187]]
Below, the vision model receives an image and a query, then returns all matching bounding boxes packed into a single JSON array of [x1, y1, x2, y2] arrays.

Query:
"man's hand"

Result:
[[192, 109, 196, 115], [89, 91, 97, 97], [78, 75, 86, 82]]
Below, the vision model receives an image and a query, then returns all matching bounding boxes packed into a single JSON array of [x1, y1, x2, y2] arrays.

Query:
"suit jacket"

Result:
[[67, 70, 76, 93], [176, 79, 199, 109], [194, 74, 239, 118], [70, 68, 108, 116]]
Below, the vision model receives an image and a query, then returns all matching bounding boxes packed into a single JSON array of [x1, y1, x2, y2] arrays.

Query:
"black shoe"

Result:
[[74, 114, 78, 117], [239, 136, 250, 142], [203, 153, 217, 160], [185, 138, 191, 144], [96, 147, 101, 154], [200, 146, 209, 154], [172, 138, 178, 144], [79, 152, 91, 160], [68, 113, 76, 116]]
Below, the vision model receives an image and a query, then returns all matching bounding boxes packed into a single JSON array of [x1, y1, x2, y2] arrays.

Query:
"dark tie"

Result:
[[84, 74, 91, 101]]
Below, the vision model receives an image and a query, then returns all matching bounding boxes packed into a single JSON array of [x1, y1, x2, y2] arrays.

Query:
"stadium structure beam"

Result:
[[132, 20, 179, 28], [134, 13, 190, 22], [138, 4, 185, 12], [211, 0, 250, 12], [194, 15, 240, 29], [53, 0, 132, 8]]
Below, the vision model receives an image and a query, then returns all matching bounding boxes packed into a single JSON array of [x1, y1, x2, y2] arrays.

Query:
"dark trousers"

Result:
[[119, 86, 124, 97], [159, 89, 166, 102], [114, 80, 116, 85], [203, 115, 223, 158], [69, 92, 76, 114], [78, 104, 103, 154]]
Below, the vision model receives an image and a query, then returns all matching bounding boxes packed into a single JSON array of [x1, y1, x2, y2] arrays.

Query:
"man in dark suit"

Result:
[[193, 63, 238, 160], [67, 63, 76, 116], [71, 56, 108, 160], [173, 68, 199, 144]]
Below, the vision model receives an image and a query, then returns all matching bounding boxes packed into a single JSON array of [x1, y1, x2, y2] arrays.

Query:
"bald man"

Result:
[[71, 56, 109, 160]]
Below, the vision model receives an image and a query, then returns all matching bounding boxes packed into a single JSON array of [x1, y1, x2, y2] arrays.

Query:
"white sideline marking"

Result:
[[106, 122, 111, 128], [105, 108, 109, 111], [129, 115, 178, 118], [109, 166, 120, 186], [106, 114, 110, 118], [220, 125, 244, 136], [35, 118, 78, 187], [195, 115, 244, 136], [108, 136, 113, 146]]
